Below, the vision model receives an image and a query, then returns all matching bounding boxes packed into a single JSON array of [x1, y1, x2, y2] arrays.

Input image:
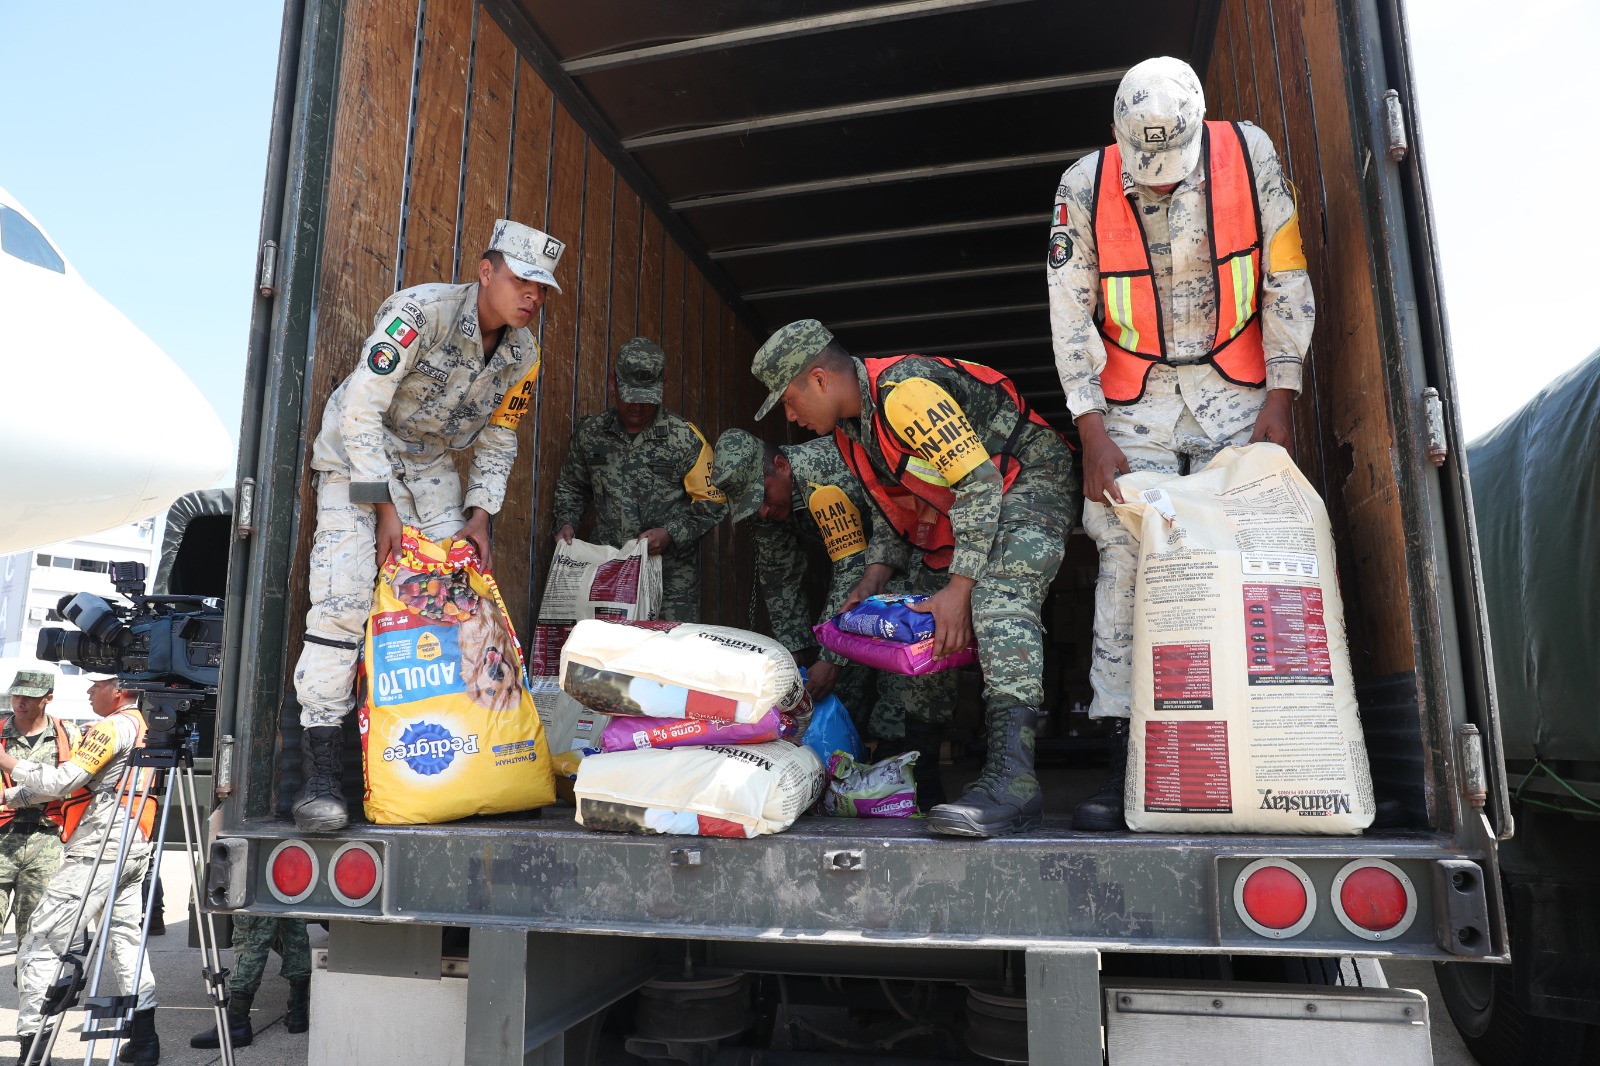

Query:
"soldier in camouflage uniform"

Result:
[[553, 339, 725, 622], [190, 915, 311, 1049], [711, 431, 956, 809], [751, 321, 1080, 838], [291, 218, 566, 833], [1046, 58, 1314, 830], [0, 671, 73, 945]]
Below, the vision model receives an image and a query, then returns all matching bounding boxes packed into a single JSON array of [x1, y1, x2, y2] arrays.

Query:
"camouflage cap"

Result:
[[615, 338, 665, 404], [488, 218, 566, 294], [752, 320, 834, 420], [7, 670, 54, 698], [1113, 57, 1206, 186], [711, 429, 768, 524]]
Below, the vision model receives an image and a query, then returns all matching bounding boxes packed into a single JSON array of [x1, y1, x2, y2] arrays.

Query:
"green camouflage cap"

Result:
[[7, 670, 54, 698], [711, 429, 767, 524], [616, 338, 665, 404], [753, 320, 833, 420]]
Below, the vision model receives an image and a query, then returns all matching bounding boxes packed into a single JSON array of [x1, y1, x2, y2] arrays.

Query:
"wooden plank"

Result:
[[529, 105, 586, 610], [577, 143, 615, 416], [1205, 0, 1243, 119], [1230, 0, 1267, 124], [401, 0, 472, 287], [288, 0, 415, 672], [1241, 0, 1290, 154], [660, 241, 685, 414], [456, 7, 515, 281], [679, 264, 707, 622], [492, 55, 554, 638], [609, 188, 641, 354], [638, 211, 665, 351]]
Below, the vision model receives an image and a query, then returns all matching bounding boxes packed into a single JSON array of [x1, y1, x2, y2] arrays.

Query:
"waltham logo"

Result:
[[1258, 789, 1352, 815], [383, 721, 480, 775]]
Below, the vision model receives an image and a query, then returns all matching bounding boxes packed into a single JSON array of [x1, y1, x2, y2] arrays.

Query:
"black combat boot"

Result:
[[1071, 718, 1130, 831], [291, 725, 349, 833], [122, 1008, 160, 1066], [928, 707, 1044, 838], [905, 728, 948, 812], [188, 991, 253, 1050], [16, 1031, 51, 1066], [286, 977, 310, 1033]]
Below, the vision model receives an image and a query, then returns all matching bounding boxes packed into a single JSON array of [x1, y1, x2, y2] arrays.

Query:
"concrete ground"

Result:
[[0, 853, 1481, 1066]]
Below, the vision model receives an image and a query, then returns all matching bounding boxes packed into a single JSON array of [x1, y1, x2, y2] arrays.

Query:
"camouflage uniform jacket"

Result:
[[0, 716, 73, 831], [1047, 121, 1315, 439], [751, 436, 911, 664], [5, 707, 145, 860], [837, 357, 1072, 582], [311, 282, 541, 514], [551, 408, 724, 560]]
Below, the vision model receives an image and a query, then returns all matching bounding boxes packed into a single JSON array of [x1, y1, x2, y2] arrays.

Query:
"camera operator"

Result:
[[3, 675, 160, 1066], [0, 671, 76, 947]]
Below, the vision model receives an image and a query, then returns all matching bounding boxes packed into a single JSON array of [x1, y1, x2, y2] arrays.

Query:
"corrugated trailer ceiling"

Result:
[[504, 0, 1221, 423]]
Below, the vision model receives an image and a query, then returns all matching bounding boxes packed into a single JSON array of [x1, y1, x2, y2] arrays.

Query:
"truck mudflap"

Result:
[[206, 815, 1499, 961]]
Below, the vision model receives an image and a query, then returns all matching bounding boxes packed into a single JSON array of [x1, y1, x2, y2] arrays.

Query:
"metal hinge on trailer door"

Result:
[[258, 240, 279, 297], [235, 478, 256, 539], [1383, 89, 1409, 162], [1422, 389, 1447, 466]]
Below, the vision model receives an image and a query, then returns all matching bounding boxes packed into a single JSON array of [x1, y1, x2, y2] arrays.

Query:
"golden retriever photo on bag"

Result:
[[456, 596, 522, 712]]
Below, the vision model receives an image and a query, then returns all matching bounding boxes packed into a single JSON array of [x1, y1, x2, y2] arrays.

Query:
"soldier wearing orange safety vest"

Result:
[[0, 669, 78, 947], [751, 321, 1080, 838], [1046, 57, 1315, 831], [4, 674, 162, 1065]]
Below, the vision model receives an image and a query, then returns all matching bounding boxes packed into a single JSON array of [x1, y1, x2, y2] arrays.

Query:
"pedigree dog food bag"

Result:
[[1113, 444, 1374, 834], [359, 529, 556, 824]]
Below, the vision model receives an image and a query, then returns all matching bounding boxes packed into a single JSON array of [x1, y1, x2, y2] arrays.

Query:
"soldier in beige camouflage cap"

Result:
[[292, 217, 565, 833], [753, 320, 835, 420]]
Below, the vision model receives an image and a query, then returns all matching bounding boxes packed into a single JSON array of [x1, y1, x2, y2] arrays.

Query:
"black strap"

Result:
[[303, 633, 362, 651]]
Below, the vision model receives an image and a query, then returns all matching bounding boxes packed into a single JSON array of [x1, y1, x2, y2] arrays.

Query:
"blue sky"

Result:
[[0, 0, 1593, 445]]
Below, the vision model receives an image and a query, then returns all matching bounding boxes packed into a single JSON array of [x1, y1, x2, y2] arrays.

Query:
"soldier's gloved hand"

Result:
[[556, 525, 576, 545], [454, 508, 494, 571], [374, 503, 403, 569], [805, 660, 841, 702], [1248, 389, 1297, 451], [1076, 413, 1130, 505], [909, 576, 975, 660], [638, 528, 672, 556], [841, 563, 896, 613]]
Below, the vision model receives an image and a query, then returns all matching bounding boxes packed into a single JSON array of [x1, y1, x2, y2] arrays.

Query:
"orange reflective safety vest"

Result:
[[1094, 120, 1266, 405], [833, 356, 1058, 571], [58, 709, 158, 845], [0, 716, 78, 834]]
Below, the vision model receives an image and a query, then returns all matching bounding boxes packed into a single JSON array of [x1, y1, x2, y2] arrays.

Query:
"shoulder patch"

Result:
[[70, 719, 121, 775], [488, 359, 541, 429], [1048, 231, 1073, 269], [384, 317, 419, 348], [367, 342, 401, 375], [806, 483, 866, 562], [882, 376, 992, 484], [683, 424, 727, 504], [1052, 203, 1070, 227]]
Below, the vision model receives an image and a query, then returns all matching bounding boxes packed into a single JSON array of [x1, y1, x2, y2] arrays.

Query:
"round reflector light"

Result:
[[328, 841, 383, 907], [266, 841, 318, 904], [1331, 859, 1417, 940], [1233, 859, 1316, 938]]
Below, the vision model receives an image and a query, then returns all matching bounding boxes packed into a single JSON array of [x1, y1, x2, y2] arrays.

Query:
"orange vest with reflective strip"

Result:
[[58, 709, 158, 845], [0, 717, 78, 833], [1094, 120, 1266, 405], [832, 356, 1058, 571]]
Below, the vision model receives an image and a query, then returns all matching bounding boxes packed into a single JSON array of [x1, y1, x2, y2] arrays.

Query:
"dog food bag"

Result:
[[574, 741, 825, 837], [1112, 443, 1374, 834], [820, 751, 919, 818], [833, 594, 937, 643], [599, 709, 785, 752], [560, 620, 805, 724], [813, 620, 978, 676], [359, 529, 556, 824]]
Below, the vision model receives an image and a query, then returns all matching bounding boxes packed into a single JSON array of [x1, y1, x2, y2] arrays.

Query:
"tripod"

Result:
[[24, 692, 235, 1066]]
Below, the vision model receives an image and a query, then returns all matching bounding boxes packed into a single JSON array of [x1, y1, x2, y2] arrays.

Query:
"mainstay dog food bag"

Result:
[[1112, 444, 1374, 834]]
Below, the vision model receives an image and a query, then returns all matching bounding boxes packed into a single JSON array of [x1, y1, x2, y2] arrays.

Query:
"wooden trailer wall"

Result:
[[289, 0, 770, 660]]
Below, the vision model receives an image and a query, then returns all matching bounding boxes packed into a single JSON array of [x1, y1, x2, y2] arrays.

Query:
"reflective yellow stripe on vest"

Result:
[[902, 453, 949, 488], [1228, 256, 1256, 341], [1103, 276, 1141, 351]]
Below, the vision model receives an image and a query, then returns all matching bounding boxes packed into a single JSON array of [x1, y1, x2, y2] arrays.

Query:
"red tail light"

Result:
[[1233, 859, 1316, 938], [328, 842, 384, 907], [266, 841, 319, 904], [1332, 860, 1417, 940]]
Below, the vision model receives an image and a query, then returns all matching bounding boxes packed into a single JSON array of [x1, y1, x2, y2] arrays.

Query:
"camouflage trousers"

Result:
[[659, 553, 702, 623], [1084, 370, 1260, 719], [17, 847, 154, 1036], [230, 914, 312, 996], [0, 827, 62, 941], [972, 460, 1077, 713], [294, 471, 467, 728]]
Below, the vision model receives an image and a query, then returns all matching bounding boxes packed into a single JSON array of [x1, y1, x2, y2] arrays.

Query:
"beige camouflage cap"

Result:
[[615, 338, 665, 404], [1113, 57, 1206, 186], [489, 218, 566, 294], [711, 429, 768, 524], [752, 320, 834, 420], [7, 670, 54, 698]]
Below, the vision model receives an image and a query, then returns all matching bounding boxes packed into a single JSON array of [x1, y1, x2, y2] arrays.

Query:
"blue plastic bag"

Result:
[[833, 594, 936, 644], [799, 668, 865, 764]]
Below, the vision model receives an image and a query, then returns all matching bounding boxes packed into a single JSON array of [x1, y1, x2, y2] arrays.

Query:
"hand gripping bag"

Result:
[[574, 741, 825, 837], [359, 528, 556, 824], [559, 620, 806, 723], [1112, 444, 1374, 834]]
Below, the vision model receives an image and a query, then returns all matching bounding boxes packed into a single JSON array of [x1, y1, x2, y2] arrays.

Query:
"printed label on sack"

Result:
[[807, 483, 866, 562], [1242, 584, 1332, 686], [382, 721, 479, 775], [1151, 642, 1213, 710], [1142, 720, 1231, 813]]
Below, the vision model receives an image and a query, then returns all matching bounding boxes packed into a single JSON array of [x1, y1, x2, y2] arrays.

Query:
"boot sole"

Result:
[[927, 810, 1043, 838], [1070, 807, 1127, 832], [292, 808, 349, 833]]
